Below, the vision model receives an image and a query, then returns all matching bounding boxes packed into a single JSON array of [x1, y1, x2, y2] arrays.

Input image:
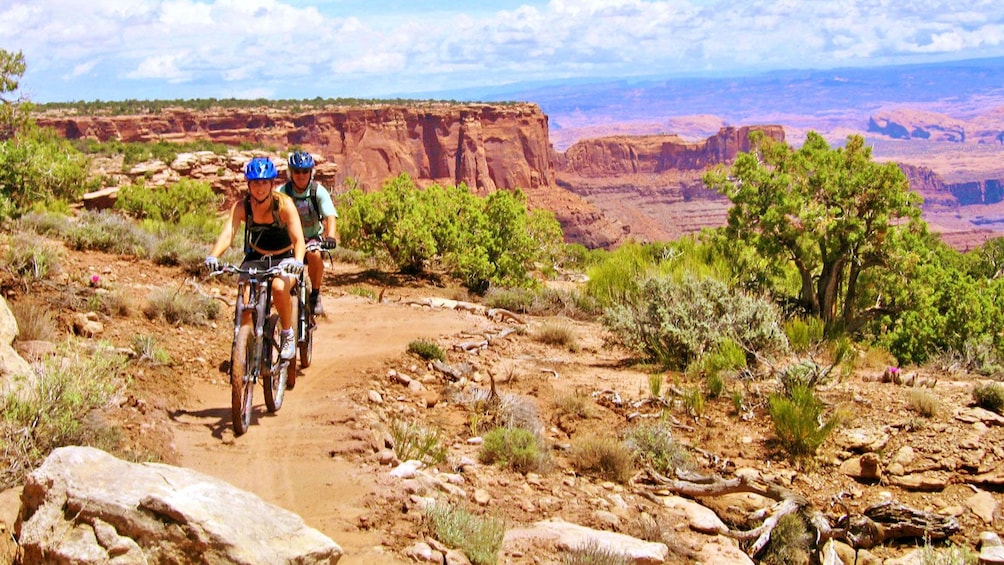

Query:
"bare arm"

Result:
[[322, 215, 337, 241], [208, 201, 244, 258]]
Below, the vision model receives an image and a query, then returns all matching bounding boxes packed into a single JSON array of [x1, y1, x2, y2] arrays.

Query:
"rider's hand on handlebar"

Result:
[[279, 258, 305, 275], [321, 236, 338, 250], [204, 256, 220, 272]]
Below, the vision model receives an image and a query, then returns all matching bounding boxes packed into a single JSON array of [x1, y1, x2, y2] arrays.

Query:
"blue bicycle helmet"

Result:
[[288, 150, 315, 170], [245, 157, 278, 180]]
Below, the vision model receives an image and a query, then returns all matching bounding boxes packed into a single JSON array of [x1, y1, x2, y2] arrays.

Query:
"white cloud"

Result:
[[8, 0, 1004, 102]]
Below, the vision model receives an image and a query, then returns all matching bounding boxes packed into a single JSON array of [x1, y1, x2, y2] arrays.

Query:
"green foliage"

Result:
[[423, 501, 504, 565], [3, 231, 62, 285], [1, 346, 128, 489], [131, 335, 171, 365], [621, 420, 693, 476], [0, 49, 29, 138], [64, 210, 158, 256], [705, 131, 925, 327], [115, 178, 219, 224], [973, 382, 1004, 415], [569, 435, 636, 483], [768, 383, 839, 457], [74, 138, 236, 166], [603, 275, 788, 369], [389, 418, 447, 465], [584, 241, 653, 307], [760, 513, 813, 565], [339, 175, 561, 292], [479, 427, 548, 474], [784, 316, 826, 354], [407, 339, 446, 361], [0, 123, 95, 220]]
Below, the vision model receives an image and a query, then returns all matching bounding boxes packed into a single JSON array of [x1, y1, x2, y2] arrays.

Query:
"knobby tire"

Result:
[[263, 313, 287, 412], [230, 324, 254, 436], [299, 276, 314, 369], [286, 291, 299, 390]]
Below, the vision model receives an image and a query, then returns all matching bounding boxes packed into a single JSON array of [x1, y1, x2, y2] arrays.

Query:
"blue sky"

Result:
[[3, 0, 1004, 103]]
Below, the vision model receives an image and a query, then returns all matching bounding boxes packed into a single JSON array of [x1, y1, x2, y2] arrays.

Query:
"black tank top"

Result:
[[244, 194, 292, 257]]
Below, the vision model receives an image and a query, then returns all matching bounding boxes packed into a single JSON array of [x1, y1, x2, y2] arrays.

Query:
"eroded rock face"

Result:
[[36, 104, 553, 195], [16, 446, 342, 564]]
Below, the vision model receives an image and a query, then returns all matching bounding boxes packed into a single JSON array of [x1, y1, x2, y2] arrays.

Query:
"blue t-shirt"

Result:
[[279, 181, 337, 239]]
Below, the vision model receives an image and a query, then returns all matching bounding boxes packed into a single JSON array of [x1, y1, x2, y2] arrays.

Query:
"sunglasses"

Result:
[[291, 169, 311, 174]]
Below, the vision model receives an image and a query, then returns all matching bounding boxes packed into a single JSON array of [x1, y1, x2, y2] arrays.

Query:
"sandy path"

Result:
[[169, 292, 484, 564]]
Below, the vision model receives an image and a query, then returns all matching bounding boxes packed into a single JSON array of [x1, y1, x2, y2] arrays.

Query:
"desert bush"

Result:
[[705, 373, 725, 398], [423, 501, 504, 565], [479, 427, 548, 473], [918, 541, 978, 565], [3, 231, 61, 285], [784, 316, 826, 354], [760, 513, 812, 565], [647, 373, 663, 399], [570, 435, 635, 484], [768, 383, 839, 457], [116, 178, 220, 225], [0, 123, 96, 221], [483, 286, 535, 313], [88, 288, 133, 317], [622, 420, 693, 476], [408, 339, 445, 361], [14, 209, 71, 236], [64, 210, 157, 256], [682, 386, 705, 418], [8, 300, 58, 342], [389, 418, 447, 465], [603, 275, 788, 369], [131, 335, 171, 365], [0, 346, 128, 489], [561, 539, 631, 565], [973, 382, 1004, 414], [908, 389, 940, 418], [533, 319, 579, 351], [143, 288, 220, 325], [553, 389, 593, 419]]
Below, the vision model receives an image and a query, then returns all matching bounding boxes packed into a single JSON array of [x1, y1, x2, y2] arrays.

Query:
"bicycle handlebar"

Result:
[[209, 264, 287, 277]]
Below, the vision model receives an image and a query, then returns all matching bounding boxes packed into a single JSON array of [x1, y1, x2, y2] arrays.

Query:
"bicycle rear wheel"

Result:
[[299, 277, 314, 369], [286, 285, 299, 390], [230, 324, 254, 436], [263, 313, 287, 412]]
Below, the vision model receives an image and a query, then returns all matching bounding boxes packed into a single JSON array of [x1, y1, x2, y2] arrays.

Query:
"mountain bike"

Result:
[[211, 262, 299, 436], [288, 237, 336, 387]]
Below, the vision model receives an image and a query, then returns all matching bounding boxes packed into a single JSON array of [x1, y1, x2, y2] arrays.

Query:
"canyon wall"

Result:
[[36, 103, 553, 196]]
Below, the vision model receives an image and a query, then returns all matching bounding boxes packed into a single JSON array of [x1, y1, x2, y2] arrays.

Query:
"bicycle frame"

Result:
[[212, 262, 291, 435]]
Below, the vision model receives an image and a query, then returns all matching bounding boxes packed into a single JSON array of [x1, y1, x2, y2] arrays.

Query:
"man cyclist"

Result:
[[278, 150, 338, 316], [205, 156, 306, 360]]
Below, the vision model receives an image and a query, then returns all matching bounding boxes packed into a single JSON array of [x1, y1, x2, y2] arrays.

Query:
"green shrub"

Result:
[[423, 501, 504, 565], [0, 346, 128, 488], [131, 335, 171, 365], [784, 316, 826, 353], [768, 383, 839, 457], [569, 435, 635, 484], [603, 275, 788, 369], [116, 178, 219, 224], [705, 373, 725, 399], [3, 232, 61, 285], [64, 210, 156, 256], [408, 339, 445, 361], [389, 418, 447, 465], [622, 420, 693, 476], [760, 513, 812, 565], [480, 427, 548, 474], [973, 382, 1004, 414]]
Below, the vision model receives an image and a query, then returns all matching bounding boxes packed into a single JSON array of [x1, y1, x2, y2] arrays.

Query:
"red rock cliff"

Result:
[[557, 126, 786, 177], [36, 103, 554, 195]]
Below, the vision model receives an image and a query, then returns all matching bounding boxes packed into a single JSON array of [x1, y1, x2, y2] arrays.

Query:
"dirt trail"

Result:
[[168, 288, 484, 564]]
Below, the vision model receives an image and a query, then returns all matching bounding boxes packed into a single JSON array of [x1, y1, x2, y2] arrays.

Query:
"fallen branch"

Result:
[[638, 468, 960, 557]]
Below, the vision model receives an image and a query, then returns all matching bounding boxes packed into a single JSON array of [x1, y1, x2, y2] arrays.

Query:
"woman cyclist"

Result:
[[205, 157, 306, 360]]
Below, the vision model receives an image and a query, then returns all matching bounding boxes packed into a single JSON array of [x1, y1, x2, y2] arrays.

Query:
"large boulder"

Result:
[[0, 296, 34, 394], [16, 446, 342, 564]]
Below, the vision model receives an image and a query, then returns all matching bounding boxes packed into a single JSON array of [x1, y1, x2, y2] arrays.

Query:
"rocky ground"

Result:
[[3, 241, 1004, 564]]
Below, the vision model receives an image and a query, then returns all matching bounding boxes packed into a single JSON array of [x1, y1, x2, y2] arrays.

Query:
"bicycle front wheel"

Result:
[[230, 324, 254, 436], [263, 313, 287, 412]]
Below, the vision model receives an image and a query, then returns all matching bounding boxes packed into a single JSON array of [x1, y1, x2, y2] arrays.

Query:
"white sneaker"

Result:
[[279, 330, 295, 360]]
